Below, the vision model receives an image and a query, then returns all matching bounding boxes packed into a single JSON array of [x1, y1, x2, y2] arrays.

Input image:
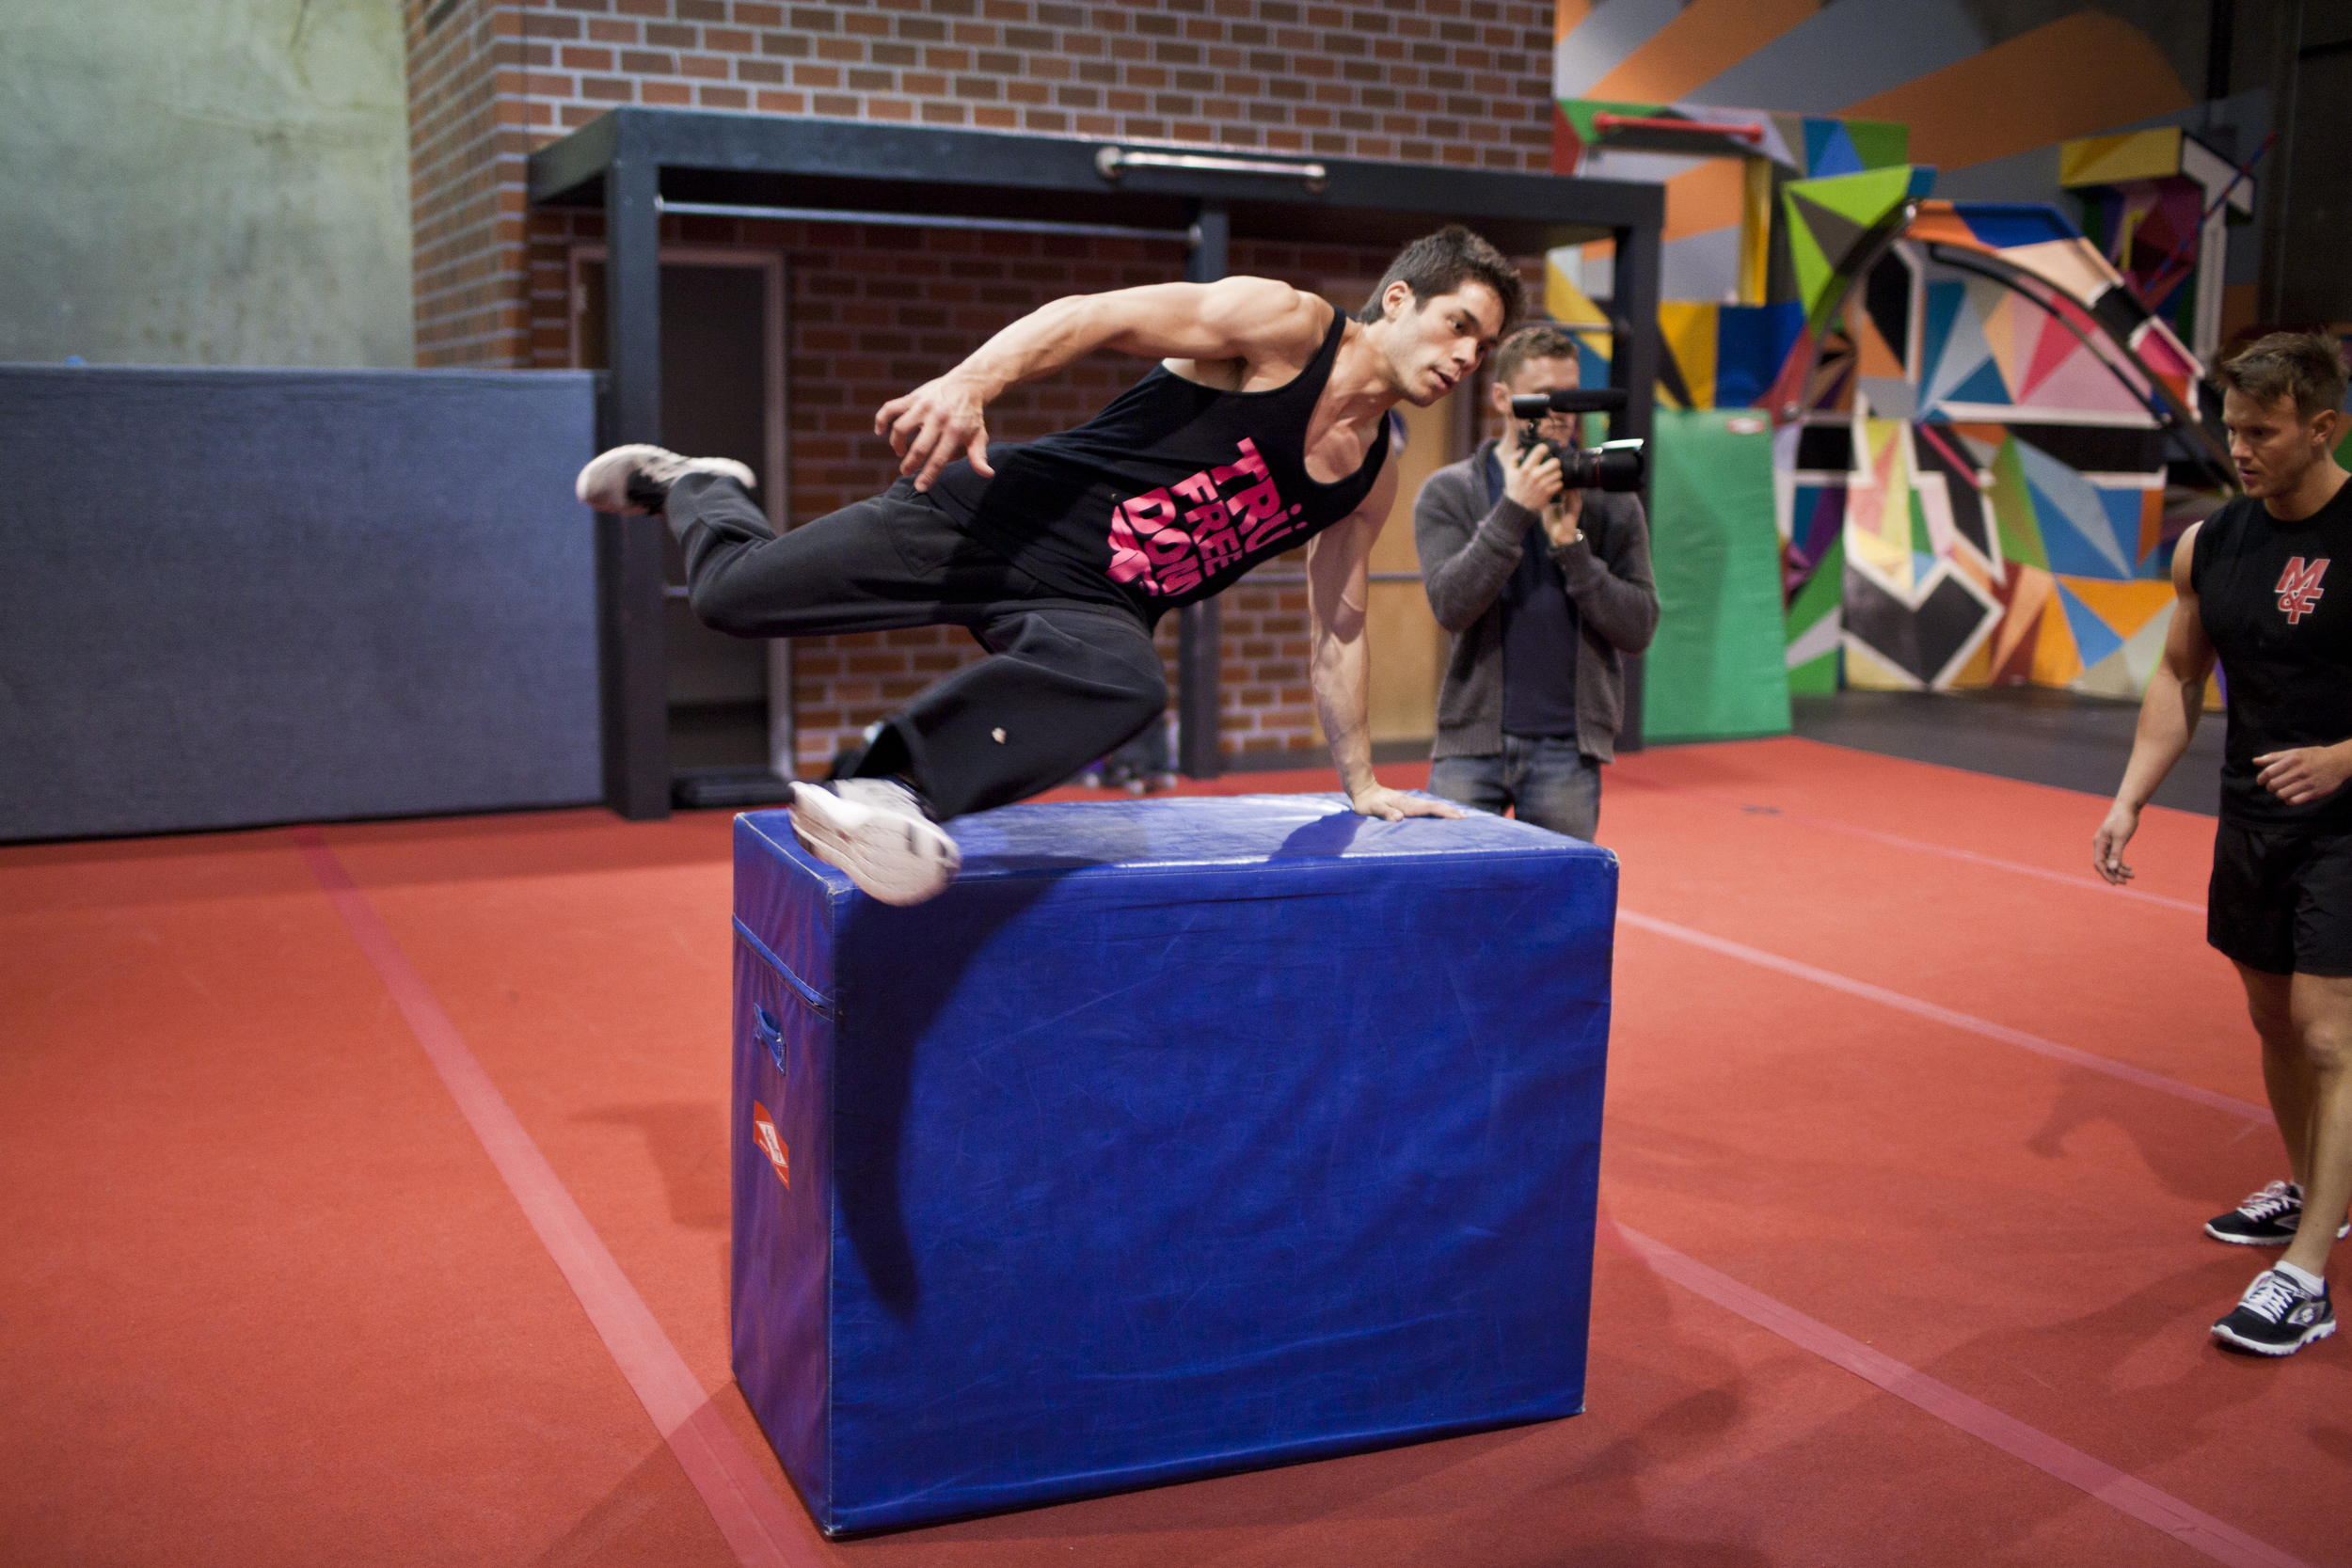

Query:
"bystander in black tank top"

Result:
[[928, 303, 1390, 620], [2189, 478, 2352, 832]]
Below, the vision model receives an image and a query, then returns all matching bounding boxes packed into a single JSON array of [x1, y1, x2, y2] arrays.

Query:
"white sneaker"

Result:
[[574, 444, 755, 515], [787, 779, 961, 906]]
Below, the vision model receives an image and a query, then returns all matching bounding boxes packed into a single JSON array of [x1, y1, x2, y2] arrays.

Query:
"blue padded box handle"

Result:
[[755, 1005, 787, 1076]]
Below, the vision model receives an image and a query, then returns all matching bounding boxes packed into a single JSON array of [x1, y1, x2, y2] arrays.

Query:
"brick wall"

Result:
[[418, 0, 1554, 763], [411, 0, 1555, 358]]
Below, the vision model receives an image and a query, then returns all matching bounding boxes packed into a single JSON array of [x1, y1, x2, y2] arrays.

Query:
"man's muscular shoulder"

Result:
[[1164, 277, 1333, 391]]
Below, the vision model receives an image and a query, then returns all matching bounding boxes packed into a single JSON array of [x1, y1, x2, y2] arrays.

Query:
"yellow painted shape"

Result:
[[1865, 419, 1911, 553], [1556, 0, 1591, 45], [1739, 156, 1773, 307], [1947, 632, 1996, 689], [1847, 526, 1911, 582], [1845, 14, 2193, 172], [1585, 0, 1819, 104], [2059, 127, 2182, 187], [1545, 255, 1611, 326], [1843, 636, 1920, 690], [2030, 587, 2086, 686], [1659, 301, 1719, 410], [2057, 576, 2174, 640]]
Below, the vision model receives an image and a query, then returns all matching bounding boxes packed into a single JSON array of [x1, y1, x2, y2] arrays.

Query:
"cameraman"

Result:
[[1413, 324, 1659, 840]]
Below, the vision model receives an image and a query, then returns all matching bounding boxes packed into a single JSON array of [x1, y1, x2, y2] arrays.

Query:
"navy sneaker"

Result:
[[2205, 1180, 2351, 1245], [2212, 1267, 2336, 1356]]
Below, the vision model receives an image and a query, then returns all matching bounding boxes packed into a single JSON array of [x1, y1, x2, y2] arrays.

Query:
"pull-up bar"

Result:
[[655, 198, 1200, 249]]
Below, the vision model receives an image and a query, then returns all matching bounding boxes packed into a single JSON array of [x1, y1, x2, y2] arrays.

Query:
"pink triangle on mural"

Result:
[[2018, 342, 2146, 418], [2015, 309, 2079, 403]]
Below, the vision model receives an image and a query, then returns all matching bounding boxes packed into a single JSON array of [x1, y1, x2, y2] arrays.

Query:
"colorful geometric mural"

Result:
[[1775, 198, 2224, 698], [2060, 126, 2261, 362], [1549, 0, 2265, 706]]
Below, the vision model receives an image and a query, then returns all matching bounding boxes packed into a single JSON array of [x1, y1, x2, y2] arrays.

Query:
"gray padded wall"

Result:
[[0, 367, 601, 840]]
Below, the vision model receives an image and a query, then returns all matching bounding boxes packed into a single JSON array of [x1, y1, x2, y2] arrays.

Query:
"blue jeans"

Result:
[[1429, 736, 1601, 841]]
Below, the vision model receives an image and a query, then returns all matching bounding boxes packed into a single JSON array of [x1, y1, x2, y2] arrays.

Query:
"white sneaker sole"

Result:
[[2202, 1218, 2349, 1245], [787, 782, 960, 906], [2211, 1314, 2336, 1355], [574, 445, 756, 514], [2204, 1222, 2295, 1246], [575, 444, 673, 514]]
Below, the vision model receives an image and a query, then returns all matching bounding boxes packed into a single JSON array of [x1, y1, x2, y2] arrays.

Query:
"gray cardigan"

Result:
[[1412, 436, 1660, 763]]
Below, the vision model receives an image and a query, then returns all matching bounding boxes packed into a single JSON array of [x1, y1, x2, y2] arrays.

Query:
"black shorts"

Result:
[[2207, 823, 2352, 977]]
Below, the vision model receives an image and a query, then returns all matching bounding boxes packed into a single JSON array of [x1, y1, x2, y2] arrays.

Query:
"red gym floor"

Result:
[[5, 737, 2343, 1567]]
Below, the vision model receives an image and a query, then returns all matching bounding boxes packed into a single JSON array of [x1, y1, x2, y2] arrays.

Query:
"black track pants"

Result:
[[666, 472, 1168, 820]]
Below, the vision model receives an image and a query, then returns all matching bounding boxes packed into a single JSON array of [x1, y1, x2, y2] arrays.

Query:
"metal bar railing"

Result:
[[656, 198, 1198, 248], [1093, 147, 1328, 192]]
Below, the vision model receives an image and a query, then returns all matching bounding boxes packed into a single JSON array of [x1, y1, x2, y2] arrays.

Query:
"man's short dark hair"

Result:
[[1493, 323, 1583, 387], [1356, 226, 1522, 327], [2217, 332, 2348, 423]]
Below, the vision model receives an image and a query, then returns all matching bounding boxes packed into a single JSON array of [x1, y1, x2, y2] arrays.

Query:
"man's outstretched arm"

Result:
[[2094, 522, 2215, 883], [876, 277, 1327, 490], [1308, 465, 1465, 824]]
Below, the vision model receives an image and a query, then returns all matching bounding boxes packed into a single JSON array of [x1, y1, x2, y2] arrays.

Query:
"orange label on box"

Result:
[[751, 1101, 789, 1189]]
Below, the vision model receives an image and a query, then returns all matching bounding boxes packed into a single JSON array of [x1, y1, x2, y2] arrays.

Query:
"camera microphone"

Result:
[[1508, 388, 1645, 492]]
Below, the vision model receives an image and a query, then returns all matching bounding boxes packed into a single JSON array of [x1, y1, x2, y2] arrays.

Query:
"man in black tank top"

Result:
[[2094, 333, 2352, 1356], [577, 228, 1518, 904]]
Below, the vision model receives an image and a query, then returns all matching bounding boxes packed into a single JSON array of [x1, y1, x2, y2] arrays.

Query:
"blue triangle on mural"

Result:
[[1938, 353, 2010, 407], [2098, 485, 2146, 569], [2057, 581, 2124, 671], [1814, 122, 1864, 178], [1915, 281, 1964, 405], [1804, 119, 1837, 175]]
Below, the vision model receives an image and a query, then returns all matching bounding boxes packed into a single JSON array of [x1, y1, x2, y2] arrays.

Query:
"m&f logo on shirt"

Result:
[[2276, 557, 2330, 624]]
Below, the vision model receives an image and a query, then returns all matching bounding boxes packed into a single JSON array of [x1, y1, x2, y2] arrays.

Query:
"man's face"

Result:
[[2223, 388, 2338, 499], [1493, 355, 1581, 440], [1385, 282, 1505, 405]]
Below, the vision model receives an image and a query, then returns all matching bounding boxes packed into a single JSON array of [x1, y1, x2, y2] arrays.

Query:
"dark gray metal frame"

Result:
[[529, 109, 1663, 819]]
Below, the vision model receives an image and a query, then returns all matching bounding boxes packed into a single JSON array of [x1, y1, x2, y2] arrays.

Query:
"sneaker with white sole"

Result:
[[575, 444, 756, 515], [2205, 1180, 2351, 1245], [2211, 1266, 2336, 1355], [786, 778, 961, 906]]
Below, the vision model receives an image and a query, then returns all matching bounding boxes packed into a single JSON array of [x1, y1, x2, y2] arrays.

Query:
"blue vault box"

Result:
[[728, 793, 1615, 1534]]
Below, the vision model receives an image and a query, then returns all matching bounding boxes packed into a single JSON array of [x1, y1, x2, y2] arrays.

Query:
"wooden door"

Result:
[[1363, 393, 1467, 747]]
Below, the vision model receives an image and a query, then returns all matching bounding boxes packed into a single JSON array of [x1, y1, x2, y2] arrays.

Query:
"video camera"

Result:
[[1508, 388, 1646, 492]]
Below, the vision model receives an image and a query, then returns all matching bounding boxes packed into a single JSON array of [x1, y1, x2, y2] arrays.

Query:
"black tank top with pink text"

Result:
[[926, 303, 1391, 619], [2190, 479, 2352, 832]]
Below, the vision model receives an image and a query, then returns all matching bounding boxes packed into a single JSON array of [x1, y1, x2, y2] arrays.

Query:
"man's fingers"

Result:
[[885, 404, 932, 459], [913, 430, 966, 492], [964, 427, 994, 479], [898, 421, 940, 479]]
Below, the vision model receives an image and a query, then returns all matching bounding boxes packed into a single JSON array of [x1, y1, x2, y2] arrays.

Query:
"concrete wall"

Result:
[[0, 0, 415, 367]]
